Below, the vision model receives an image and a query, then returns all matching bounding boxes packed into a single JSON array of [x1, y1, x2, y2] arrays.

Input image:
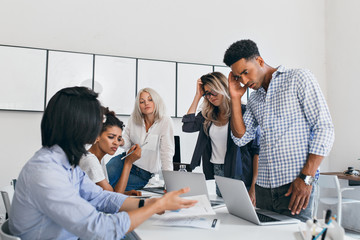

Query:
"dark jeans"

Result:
[[106, 153, 153, 191], [213, 164, 244, 197], [213, 164, 225, 197], [255, 182, 317, 222]]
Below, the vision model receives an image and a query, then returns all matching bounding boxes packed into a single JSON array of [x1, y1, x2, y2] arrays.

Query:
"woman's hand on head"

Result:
[[196, 78, 204, 97]]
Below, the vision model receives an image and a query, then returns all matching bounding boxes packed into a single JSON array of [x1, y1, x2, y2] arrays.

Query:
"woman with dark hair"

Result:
[[9, 86, 196, 240], [79, 107, 141, 196], [182, 72, 260, 205]]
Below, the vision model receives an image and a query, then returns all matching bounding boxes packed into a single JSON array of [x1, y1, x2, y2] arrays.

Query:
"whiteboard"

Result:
[[46, 51, 93, 104], [214, 65, 248, 104], [94, 55, 136, 115], [137, 60, 176, 117], [0, 46, 46, 111], [177, 63, 212, 117], [214, 65, 231, 79]]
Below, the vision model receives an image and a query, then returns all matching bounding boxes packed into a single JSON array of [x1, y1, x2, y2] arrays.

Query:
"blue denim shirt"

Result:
[[9, 145, 130, 240]]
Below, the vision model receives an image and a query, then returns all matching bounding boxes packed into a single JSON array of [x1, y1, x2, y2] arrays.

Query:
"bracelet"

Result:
[[138, 199, 145, 208]]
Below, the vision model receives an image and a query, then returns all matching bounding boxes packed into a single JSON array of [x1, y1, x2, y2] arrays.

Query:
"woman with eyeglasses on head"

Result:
[[182, 72, 260, 205], [107, 88, 175, 191], [79, 107, 141, 196]]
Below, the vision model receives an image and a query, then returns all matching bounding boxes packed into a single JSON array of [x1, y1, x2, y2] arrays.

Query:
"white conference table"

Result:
[[135, 206, 304, 240], [134, 180, 356, 240]]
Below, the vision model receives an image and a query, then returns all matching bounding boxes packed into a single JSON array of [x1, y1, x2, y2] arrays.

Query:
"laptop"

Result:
[[162, 170, 224, 208], [215, 175, 300, 225]]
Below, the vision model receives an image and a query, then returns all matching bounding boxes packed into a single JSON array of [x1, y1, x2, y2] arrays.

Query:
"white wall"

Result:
[[0, 0, 330, 186], [325, 0, 360, 171]]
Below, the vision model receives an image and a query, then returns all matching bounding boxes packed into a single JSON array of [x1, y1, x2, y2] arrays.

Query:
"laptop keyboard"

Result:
[[142, 187, 165, 195], [210, 200, 224, 208], [256, 212, 279, 222]]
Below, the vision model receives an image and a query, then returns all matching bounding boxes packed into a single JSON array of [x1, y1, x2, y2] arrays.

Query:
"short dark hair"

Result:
[[101, 107, 125, 133], [41, 86, 102, 166], [223, 39, 260, 67]]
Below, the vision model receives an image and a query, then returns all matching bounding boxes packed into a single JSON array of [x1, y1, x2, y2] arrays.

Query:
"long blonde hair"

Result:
[[131, 88, 167, 125], [200, 72, 231, 135]]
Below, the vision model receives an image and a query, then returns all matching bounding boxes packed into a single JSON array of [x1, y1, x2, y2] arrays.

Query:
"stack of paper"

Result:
[[151, 195, 220, 230]]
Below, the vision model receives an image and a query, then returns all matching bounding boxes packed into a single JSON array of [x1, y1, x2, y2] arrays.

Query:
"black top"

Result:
[[182, 105, 260, 186]]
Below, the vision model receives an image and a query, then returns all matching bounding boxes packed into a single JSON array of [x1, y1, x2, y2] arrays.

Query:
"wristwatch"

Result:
[[298, 173, 315, 186]]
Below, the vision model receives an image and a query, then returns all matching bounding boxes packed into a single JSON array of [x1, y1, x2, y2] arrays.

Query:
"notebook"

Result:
[[215, 175, 300, 225], [162, 170, 224, 208]]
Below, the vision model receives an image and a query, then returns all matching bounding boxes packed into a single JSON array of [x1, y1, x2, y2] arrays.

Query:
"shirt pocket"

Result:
[[273, 89, 297, 119], [143, 134, 159, 152], [270, 91, 299, 143]]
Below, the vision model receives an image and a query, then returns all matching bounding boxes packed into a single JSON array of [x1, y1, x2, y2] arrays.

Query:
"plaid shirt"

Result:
[[232, 66, 334, 188]]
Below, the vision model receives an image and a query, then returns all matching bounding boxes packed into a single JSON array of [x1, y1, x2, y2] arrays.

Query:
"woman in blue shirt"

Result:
[[9, 86, 196, 240]]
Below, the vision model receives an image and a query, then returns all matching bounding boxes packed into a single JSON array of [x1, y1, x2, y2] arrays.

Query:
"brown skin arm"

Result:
[[248, 154, 259, 206], [95, 145, 142, 196], [113, 144, 142, 194], [285, 154, 323, 215], [187, 78, 204, 115], [228, 72, 247, 138]]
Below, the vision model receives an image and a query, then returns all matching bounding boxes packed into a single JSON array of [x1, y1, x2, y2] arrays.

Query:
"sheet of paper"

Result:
[[152, 216, 220, 230], [163, 194, 216, 217]]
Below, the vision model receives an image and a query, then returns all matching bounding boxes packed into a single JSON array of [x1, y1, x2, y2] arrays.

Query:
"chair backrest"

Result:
[[0, 219, 21, 240], [1, 191, 11, 217], [172, 135, 192, 172], [318, 175, 341, 190], [172, 135, 181, 163], [1, 185, 14, 219]]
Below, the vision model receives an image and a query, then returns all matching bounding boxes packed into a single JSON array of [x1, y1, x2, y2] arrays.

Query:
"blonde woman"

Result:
[[182, 72, 260, 204], [107, 88, 174, 190]]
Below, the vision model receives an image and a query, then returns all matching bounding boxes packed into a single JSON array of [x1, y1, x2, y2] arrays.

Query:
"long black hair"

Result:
[[41, 86, 102, 166]]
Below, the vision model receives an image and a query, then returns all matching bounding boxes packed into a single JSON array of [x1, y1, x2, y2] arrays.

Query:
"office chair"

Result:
[[1, 185, 14, 220], [0, 219, 21, 240], [173, 135, 181, 164], [172, 135, 192, 172], [315, 174, 360, 226]]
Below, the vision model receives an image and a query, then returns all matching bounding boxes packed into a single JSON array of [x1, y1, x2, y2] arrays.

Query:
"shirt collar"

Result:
[[272, 65, 286, 78], [49, 145, 73, 170], [261, 65, 287, 94]]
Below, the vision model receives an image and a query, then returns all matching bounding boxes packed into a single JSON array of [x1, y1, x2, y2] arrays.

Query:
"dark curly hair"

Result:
[[101, 107, 124, 133], [223, 39, 260, 67]]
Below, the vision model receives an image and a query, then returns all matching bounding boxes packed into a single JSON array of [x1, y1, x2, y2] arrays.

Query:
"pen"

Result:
[[313, 210, 332, 240], [321, 210, 332, 240], [121, 142, 148, 160], [313, 219, 332, 240], [311, 219, 318, 240]]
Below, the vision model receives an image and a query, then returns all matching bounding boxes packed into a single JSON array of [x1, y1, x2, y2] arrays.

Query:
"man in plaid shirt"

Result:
[[223, 39, 334, 221]]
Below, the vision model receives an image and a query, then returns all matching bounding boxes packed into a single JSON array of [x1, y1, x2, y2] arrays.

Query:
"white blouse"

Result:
[[209, 122, 229, 164], [122, 115, 174, 173], [79, 152, 109, 183]]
